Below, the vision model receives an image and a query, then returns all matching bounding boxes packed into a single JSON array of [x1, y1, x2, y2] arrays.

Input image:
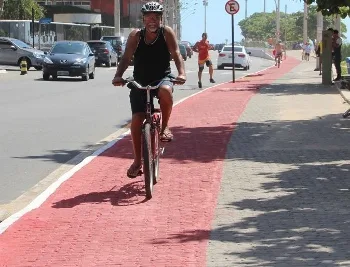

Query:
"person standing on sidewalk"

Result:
[[193, 33, 215, 88], [112, 1, 186, 178], [315, 40, 322, 75], [332, 29, 342, 81]]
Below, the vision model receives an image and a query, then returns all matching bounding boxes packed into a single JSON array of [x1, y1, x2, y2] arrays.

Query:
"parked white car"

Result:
[[217, 45, 251, 70]]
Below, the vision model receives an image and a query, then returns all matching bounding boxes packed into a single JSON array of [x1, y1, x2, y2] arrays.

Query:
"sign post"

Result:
[[225, 0, 240, 83]]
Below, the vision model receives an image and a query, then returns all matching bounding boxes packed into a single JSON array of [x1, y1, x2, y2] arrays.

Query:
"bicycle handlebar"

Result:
[[121, 77, 182, 89]]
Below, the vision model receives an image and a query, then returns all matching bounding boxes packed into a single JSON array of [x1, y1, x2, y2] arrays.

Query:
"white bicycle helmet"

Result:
[[141, 1, 164, 14]]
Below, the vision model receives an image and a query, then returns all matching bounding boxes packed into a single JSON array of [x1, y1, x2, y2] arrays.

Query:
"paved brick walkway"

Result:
[[207, 59, 350, 266]]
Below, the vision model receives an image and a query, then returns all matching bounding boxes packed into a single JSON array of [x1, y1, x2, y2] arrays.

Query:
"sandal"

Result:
[[160, 127, 173, 142], [127, 163, 142, 178]]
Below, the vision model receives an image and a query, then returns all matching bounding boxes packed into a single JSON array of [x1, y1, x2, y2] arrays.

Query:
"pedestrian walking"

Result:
[[193, 33, 215, 88]]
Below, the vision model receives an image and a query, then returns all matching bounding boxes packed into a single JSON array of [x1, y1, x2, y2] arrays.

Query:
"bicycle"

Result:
[[121, 77, 178, 199], [276, 53, 282, 68]]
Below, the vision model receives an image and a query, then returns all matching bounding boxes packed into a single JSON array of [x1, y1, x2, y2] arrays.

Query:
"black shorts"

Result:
[[129, 78, 174, 114], [198, 59, 212, 69]]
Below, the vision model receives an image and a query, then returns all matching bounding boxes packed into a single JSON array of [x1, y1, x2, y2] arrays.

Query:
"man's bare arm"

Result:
[[164, 26, 185, 77], [114, 30, 139, 77]]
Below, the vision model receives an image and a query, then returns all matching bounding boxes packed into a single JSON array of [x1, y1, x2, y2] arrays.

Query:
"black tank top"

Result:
[[133, 27, 171, 85]]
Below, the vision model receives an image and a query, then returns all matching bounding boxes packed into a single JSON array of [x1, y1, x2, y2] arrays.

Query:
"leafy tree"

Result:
[[2, 0, 44, 20], [305, 0, 350, 18], [239, 5, 347, 42]]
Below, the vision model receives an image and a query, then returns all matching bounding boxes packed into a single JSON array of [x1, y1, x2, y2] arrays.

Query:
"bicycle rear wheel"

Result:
[[142, 123, 154, 199]]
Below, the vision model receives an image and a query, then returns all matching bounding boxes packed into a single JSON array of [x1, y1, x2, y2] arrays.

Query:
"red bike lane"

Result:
[[0, 58, 300, 267]]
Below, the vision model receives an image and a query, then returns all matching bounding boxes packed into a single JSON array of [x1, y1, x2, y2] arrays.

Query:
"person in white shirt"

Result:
[[304, 42, 312, 61]]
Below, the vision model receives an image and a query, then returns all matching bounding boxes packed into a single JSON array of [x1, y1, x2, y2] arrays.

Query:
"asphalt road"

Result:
[[0, 52, 274, 205]]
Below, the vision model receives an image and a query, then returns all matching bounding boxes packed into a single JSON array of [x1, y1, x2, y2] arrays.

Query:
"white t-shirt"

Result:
[[304, 45, 312, 53]]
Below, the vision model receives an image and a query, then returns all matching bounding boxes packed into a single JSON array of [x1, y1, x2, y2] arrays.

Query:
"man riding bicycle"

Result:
[[112, 1, 186, 178], [274, 41, 283, 66]]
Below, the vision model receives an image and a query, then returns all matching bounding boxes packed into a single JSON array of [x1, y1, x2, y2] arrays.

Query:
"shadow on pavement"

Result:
[[34, 77, 84, 82], [52, 180, 148, 208], [147, 112, 350, 266]]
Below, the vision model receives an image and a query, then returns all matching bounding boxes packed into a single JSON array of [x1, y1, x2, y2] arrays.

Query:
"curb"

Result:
[[334, 81, 350, 105], [0, 70, 7, 74]]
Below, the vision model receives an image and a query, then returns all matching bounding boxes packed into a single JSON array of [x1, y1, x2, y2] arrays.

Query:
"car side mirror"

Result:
[[44, 51, 48, 55], [10, 45, 17, 51]]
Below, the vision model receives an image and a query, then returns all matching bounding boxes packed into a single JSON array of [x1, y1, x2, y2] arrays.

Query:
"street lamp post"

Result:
[[203, 0, 208, 33], [274, 0, 280, 42], [114, 0, 121, 36], [303, 2, 308, 43]]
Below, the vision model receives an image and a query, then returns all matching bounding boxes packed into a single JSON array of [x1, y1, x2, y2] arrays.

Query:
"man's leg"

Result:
[[130, 113, 145, 167], [207, 60, 215, 83], [158, 85, 173, 133], [198, 64, 204, 88], [158, 84, 174, 141], [335, 58, 342, 80]]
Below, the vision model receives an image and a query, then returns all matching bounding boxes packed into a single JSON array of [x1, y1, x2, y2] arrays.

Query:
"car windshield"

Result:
[[11, 39, 31, 49], [101, 37, 122, 46], [88, 42, 107, 49], [51, 42, 85, 54], [179, 45, 186, 53], [223, 46, 243, 52]]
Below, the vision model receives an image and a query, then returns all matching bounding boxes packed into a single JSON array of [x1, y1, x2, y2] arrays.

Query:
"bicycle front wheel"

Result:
[[142, 123, 154, 199], [153, 122, 160, 184]]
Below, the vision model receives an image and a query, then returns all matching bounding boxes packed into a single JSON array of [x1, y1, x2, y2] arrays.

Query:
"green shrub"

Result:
[[341, 43, 350, 62]]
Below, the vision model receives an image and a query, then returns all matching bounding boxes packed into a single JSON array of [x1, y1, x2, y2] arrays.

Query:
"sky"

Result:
[[180, 0, 350, 44]]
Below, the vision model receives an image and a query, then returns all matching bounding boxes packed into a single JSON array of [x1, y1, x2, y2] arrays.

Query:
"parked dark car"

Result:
[[180, 41, 193, 58], [178, 44, 187, 61], [42, 41, 95, 81], [215, 43, 225, 52], [0, 37, 45, 70], [87, 40, 117, 67], [100, 36, 125, 61]]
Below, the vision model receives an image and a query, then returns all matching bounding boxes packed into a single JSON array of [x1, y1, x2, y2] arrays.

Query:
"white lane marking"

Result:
[[0, 63, 275, 235]]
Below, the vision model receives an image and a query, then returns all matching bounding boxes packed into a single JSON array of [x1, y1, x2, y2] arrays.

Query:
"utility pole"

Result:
[[263, 0, 265, 13], [203, 0, 208, 33], [245, 0, 247, 19], [114, 0, 121, 36], [315, 11, 323, 71], [169, 0, 174, 30], [303, 2, 308, 43], [275, 0, 280, 42]]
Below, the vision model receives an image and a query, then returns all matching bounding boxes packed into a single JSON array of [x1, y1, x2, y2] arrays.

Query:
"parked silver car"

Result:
[[0, 37, 45, 70]]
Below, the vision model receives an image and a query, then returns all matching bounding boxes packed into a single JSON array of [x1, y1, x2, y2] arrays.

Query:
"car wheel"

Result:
[[52, 75, 57, 80], [243, 66, 248, 71], [89, 68, 95, 79], [82, 67, 89, 81], [43, 73, 50, 80], [34, 66, 42, 71]]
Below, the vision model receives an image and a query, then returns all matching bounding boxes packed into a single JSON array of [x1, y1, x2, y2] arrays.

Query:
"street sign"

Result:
[[39, 18, 52, 24], [225, 1, 239, 83], [225, 0, 240, 15]]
